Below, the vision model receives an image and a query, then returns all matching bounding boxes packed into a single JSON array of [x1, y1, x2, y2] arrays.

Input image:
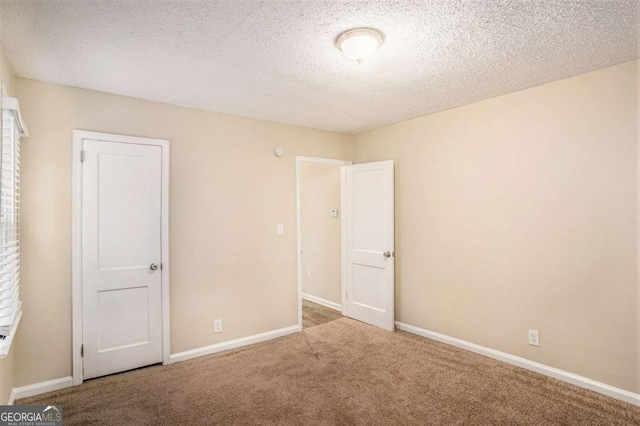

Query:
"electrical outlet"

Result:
[[214, 319, 223, 333], [528, 329, 539, 347]]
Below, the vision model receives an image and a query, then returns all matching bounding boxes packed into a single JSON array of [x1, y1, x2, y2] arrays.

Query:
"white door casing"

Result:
[[72, 131, 170, 384], [344, 161, 395, 331]]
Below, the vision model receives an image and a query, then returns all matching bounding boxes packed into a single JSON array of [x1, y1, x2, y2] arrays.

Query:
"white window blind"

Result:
[[0, 97, 27, 341]]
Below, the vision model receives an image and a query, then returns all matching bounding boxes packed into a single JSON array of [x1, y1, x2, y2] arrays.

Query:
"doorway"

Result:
[[296, 157, 396, 332], [296, 157, 351, 330], [72, 131, 170, 385]]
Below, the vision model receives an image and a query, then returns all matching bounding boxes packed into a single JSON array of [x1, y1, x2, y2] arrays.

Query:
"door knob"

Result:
[[383, 251, 392, 258], [150, 263, 159, 271]]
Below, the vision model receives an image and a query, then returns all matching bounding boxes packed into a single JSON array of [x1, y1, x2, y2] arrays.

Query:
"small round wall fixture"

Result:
[[336, 28, 384, 64], [274, 147, 284, 157]]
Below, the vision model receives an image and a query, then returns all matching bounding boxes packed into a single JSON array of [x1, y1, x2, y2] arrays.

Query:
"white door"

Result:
[[344, 161, 395, 331], [82, 139, 163, 379]]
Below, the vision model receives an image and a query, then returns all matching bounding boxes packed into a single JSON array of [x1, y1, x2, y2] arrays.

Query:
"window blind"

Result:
[[0, 98, 26, 338]]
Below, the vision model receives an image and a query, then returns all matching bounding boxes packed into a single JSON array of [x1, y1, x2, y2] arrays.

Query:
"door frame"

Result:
[[295, 156, 352, 331], [71, 130, 170, 386]]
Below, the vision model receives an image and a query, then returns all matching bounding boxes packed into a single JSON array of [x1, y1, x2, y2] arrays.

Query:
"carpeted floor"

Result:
[[19, 318, 640, 425]]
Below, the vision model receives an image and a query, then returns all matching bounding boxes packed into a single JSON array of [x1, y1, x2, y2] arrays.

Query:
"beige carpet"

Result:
[[19, 318, 640, 425]]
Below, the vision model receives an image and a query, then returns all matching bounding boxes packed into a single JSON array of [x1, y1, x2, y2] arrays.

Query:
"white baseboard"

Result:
[[12, 376, 73, 401], [302, 293, 342, 312], [12, 327, 300, 400], [395, 321, 640, 407], [169, 325, 299, 364]]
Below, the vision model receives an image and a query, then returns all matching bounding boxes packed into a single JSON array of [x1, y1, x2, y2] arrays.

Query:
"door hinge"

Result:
[[81, 344, 84, 357], [80, 151, 85, 163]]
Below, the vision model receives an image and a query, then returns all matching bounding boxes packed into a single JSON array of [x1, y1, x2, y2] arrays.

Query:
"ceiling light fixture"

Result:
[[336, 28, 384, 64]]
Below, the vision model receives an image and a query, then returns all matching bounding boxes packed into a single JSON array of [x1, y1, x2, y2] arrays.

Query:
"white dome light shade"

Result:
[[336, 28, 384, 63]]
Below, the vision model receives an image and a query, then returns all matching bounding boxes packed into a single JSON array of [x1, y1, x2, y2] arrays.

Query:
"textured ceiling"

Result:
[[0, 1, 638, 134]]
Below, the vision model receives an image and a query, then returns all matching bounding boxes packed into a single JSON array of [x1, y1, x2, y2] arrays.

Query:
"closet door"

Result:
[[82, 138, 163, 379]]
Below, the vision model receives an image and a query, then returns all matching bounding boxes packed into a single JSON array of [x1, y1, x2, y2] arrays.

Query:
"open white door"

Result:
[[344, 160, 394, 331], [81, 138, 164, 379]]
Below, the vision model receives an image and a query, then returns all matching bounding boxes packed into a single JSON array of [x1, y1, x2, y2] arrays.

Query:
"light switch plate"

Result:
[[276, 224, 284, 236]]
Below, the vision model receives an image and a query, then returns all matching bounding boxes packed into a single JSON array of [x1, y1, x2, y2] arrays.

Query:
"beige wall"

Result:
[[354, 60, 639, 393], [0, 43, 16, 404], [300, 164, 342, 304], [13, 78, 353, 386]]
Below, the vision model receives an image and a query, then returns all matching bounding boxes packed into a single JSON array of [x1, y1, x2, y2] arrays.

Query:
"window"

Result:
[[0, 96, 27, 356]]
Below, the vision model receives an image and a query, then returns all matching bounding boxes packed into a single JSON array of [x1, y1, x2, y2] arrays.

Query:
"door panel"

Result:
[[353, 170, 386, 252], [97, 286, 149, 352], [97, 153, 152, 270], [352, 264, 385, 311], [344, 161, 395, 331], [82, 139, 163, 379]]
